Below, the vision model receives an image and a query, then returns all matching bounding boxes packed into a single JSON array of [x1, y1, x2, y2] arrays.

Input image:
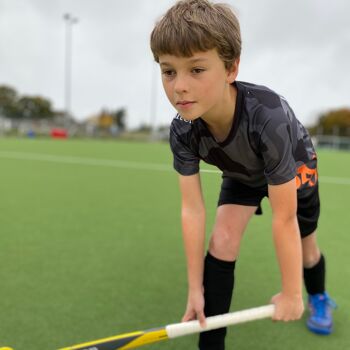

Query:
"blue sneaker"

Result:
[[307, 292, 336, 335]]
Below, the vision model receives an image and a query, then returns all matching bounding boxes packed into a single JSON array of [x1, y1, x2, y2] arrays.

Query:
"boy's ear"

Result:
[[226, 58, 240, 83]]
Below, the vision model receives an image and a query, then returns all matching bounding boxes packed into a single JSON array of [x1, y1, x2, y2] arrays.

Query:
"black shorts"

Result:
[[218, 178, 320, 238]]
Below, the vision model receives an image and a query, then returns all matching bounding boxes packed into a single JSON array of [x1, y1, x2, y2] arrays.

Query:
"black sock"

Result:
[[303, 254, 326, 295], [199, 252, 236, 350]]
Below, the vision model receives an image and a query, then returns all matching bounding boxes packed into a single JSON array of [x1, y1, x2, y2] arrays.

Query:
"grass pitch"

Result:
[[0, 137, 349, 350]]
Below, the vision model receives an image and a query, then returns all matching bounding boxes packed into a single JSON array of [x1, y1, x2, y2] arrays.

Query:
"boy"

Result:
[[150, 1, 336, 349]]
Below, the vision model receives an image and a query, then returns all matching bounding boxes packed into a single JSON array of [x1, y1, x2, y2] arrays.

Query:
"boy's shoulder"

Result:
[[236, 81, 294, 126], [236, 81, 283, 109]]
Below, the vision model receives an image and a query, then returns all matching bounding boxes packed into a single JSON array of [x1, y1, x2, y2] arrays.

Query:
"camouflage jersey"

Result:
[[169, 81, 316, 188]]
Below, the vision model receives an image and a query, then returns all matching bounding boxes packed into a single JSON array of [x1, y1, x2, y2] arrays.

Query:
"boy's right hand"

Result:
[[181, 289, 206, 328]]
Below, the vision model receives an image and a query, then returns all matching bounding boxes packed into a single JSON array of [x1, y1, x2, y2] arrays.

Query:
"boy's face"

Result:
[[159, 49, 239, 121]]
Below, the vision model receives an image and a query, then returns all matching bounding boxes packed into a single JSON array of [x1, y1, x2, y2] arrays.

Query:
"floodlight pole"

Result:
[[63, 13, 78, 129], [150, 61, 158, 140]]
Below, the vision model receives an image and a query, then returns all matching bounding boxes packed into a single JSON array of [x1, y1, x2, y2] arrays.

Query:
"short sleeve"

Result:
[[169, 121, 200, 176], [259, 110, 297, 185]]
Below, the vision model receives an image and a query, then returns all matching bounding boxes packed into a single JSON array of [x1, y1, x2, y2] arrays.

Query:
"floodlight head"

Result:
[[63, 13, 79, 24]]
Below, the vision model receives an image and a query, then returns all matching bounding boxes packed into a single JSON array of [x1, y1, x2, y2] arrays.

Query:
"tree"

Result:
[[97, 109, 114, 128], [113, 108, 126, 131], [0, 85, 20, 118], [95, 108, 126, 131], [17, 96, 54, 119], [309, 108, 350, 136], [0, 85, 55, 120]]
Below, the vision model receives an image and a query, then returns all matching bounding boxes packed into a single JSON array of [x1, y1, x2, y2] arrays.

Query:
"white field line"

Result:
[[318, 176, 350, 186], [1, 150, 350, 186], [0, 150, 171, 172]]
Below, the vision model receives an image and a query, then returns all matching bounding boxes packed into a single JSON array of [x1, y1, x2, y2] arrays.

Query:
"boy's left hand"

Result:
[[271, 292, 304, 321]]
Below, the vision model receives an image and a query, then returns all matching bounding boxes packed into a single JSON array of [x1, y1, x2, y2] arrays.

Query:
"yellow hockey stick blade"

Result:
[[59, 304, 274, 350], [59, 327, 168, 350]]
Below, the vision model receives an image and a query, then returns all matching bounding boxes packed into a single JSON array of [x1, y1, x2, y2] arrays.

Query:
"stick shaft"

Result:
[[166, 304, 275, 338]]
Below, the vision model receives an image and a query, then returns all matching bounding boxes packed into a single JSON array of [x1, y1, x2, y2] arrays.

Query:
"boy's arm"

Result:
[[178, 173, 206, 326], [268, 178, 304, 321]]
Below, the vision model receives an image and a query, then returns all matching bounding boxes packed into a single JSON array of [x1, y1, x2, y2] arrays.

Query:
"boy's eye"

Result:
[[162, 70, 175, 77], [192, 68, 205, 74]]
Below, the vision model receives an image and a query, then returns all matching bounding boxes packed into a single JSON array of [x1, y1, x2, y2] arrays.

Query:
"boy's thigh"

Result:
[[218, 177, 267, 208], [213, 204, 258, 236], [217, 175, 320, 239], [214, 177, 265, 240], [297, 183, 320, 238], [210, 204, 257, 260]]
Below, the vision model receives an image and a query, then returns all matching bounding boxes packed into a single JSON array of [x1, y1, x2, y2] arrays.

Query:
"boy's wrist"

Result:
[[189, 285, 204, 294], [281, 289, 303, 299]]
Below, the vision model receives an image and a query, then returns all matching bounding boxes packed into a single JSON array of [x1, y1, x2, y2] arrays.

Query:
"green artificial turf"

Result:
[[0, 137, 348, 349]]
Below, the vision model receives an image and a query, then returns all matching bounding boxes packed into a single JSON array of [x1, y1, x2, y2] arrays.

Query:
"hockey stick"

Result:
[[59, 304, 275, 350]]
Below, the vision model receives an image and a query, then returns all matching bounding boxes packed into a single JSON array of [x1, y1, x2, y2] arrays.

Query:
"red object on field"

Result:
[[51, 128, 68, 139]]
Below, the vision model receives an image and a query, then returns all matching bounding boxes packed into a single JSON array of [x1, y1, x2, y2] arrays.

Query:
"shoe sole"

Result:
[[307, 321, 333, 335]]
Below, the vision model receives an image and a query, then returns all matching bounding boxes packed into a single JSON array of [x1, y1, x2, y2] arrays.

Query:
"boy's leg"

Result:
[[199, 204, 257, 350], [302, 231, 323, 292], [298, 182, 336, 335], [302, 231, 336, 334]]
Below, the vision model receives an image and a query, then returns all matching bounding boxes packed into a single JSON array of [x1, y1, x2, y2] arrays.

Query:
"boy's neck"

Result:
[[201, 83, 238, 143]]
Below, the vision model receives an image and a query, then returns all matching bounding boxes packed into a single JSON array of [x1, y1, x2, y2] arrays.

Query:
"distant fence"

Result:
[[313, 135, 350, 150]]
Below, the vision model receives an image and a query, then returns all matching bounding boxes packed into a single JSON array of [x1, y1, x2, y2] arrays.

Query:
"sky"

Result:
[[0, 0, 349, 129]]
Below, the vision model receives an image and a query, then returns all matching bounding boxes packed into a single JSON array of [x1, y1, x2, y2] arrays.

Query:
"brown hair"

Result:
[[150, 0, 241, 69]]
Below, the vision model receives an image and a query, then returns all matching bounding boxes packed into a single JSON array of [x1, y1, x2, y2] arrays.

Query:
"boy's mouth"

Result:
[[176, 101, 196, 109]]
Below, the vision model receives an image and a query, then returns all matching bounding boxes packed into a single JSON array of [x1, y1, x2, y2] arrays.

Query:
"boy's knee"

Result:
[[302, 248, 321, 268], [209, 229, 241, 261], [302, 232, 321, 268]]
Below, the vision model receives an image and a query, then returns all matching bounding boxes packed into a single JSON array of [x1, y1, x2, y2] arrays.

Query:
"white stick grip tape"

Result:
[[166, 304, 275, 338]]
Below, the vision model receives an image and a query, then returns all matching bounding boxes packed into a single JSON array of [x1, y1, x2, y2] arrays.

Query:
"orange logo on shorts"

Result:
[[296, 163, 318, 189]]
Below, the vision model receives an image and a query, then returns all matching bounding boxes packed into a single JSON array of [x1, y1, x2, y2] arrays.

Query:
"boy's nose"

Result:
[[174, 75, 189, 94]]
